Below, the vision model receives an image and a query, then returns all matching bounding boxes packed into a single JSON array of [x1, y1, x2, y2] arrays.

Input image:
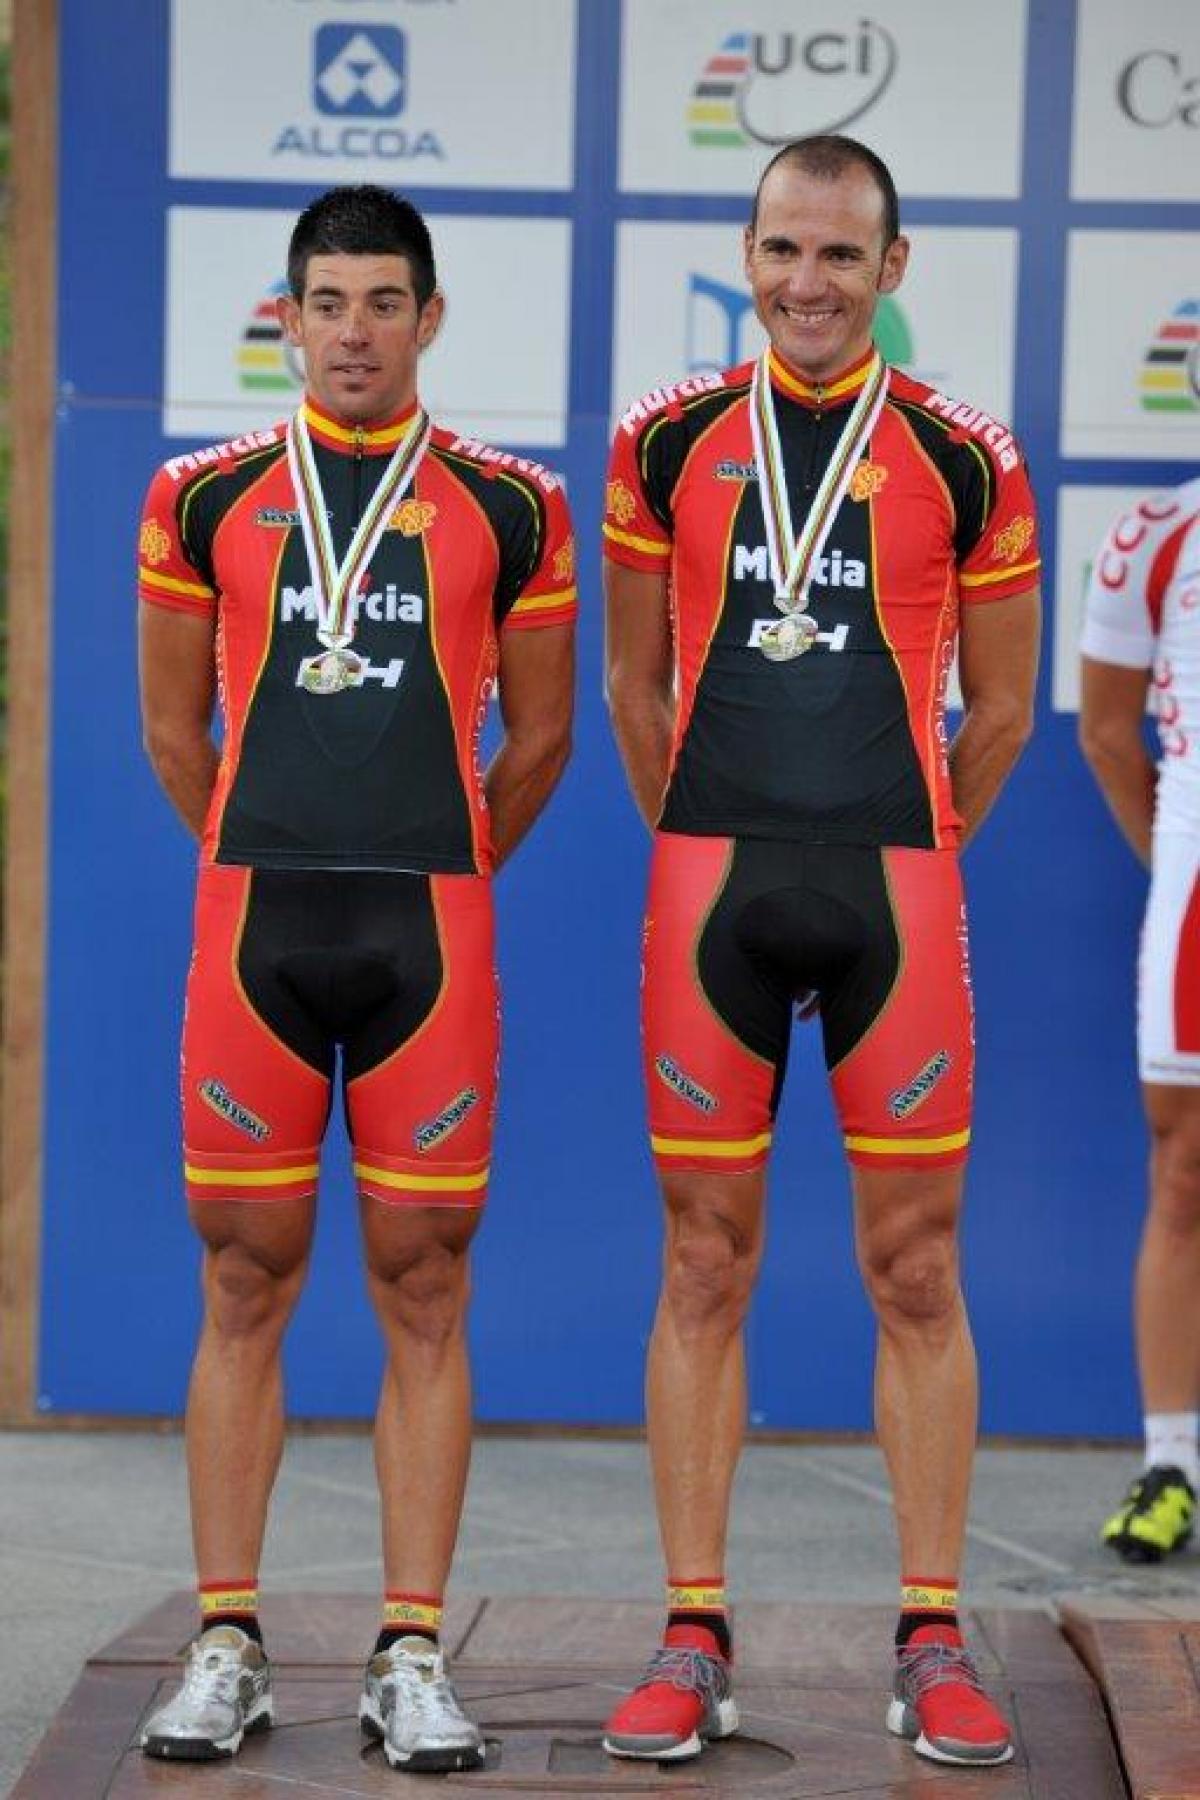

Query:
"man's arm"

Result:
[[949, 587, 1040, 845], [604, 562, 674, 829], [485, 622, 574, 867], [138, 601, 219, 838], [1078, 655, 1155, 868]]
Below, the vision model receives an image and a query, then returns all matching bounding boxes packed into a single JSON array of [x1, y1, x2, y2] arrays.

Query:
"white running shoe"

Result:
[[140, 1624, 273, 1760], [359, 1634, 485, 1772]]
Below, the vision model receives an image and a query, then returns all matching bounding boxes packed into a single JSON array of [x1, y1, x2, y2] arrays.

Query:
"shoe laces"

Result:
[[380, 1645, 461, 1723], [180, 1638, 244, 1706], [900, 1637, 983, 1703], [1127, 1465, 1196, 1512], [638, 1645, 726, 1701]]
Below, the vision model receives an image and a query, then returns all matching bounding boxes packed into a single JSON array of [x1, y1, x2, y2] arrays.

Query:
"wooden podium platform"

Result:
[[11, 1591, 1194, 1797]]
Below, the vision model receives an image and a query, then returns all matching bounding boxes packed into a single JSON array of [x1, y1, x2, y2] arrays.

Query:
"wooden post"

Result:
[[0, 0, 58, 1423]]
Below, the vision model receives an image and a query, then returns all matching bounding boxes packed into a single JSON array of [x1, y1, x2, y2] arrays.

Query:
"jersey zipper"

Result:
[[351, 424, 365, 524], [802, 386, 826, 501]]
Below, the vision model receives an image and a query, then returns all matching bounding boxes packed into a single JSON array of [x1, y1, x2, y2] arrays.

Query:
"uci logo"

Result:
[[690, 23, 897, 148]]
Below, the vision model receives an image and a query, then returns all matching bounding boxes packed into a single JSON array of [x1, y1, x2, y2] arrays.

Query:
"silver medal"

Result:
[[759, 612, 819, 662], [298, 647, 365, 694]]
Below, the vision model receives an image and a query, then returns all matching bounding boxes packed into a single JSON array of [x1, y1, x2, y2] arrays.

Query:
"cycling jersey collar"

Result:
[[301, 395, 423, 454], [768, 344, 879, 409]]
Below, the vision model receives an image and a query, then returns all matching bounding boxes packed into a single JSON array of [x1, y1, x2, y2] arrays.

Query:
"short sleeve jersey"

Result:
[[603, 349, 1040, 849], [1081, 476, 1200, 832], [138, 401, 576, 874]]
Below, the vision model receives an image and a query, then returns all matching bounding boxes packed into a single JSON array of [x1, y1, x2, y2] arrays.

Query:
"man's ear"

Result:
[[276, 291, 303, 347], [417, 290, 446, 350], [878, 235, 910, 297]]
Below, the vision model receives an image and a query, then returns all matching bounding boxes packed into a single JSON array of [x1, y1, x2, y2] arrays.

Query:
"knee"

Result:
[[203, 1239, 306, 1344], [663, 1207, 758, 1333], [860, 1229, 960, 1331], [370, 1238, 471, 1353], [1149, 1126, 1200, 1236]]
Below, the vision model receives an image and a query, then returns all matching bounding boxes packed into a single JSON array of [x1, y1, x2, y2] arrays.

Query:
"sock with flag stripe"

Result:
[[896, 1575, 959, 1648], [665, 1575, 731, 1659], [374, 1591, 443, 1655], [199, 1578, 262, 1645]]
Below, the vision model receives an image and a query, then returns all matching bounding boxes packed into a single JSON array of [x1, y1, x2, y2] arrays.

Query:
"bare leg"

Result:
[[853, 1165, 976, 1577], [1136, 1085, 1200, 1412], [186, 1196, 316, 1581], [645, 1169, 767, 1579], [361, 1198, 482, 1594]]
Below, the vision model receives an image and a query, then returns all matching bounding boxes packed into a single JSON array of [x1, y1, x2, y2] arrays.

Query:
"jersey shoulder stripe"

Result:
[[430, 425, 563, 499], [887, 369, 1023, 477], [616, 362, 752, 445]]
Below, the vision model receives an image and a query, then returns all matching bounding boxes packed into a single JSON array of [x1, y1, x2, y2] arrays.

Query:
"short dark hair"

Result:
[[749, 134, 900, 249], [287, 185, 437, 306]]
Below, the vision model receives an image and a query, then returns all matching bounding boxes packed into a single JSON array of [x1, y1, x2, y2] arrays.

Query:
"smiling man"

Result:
[[602, 136, 1040, 1770], [135, 186, 575, 1772]]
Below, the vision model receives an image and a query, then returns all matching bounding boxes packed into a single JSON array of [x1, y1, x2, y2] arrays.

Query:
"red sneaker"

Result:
[[887, 1625, 1013, 1765], [603, 1625, 738, 1761]]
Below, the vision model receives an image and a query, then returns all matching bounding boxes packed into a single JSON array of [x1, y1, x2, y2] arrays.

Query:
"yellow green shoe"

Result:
[[1101, 1464, 1196, 1563]]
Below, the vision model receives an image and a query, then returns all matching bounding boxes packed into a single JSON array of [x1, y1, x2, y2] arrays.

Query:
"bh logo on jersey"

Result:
[[314, 25, 405, 116], [687, 25, 897, 147]]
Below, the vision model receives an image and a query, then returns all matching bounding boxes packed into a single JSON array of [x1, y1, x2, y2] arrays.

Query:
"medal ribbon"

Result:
[[749, 350, 889, 614], [286, 406, 431, 651]]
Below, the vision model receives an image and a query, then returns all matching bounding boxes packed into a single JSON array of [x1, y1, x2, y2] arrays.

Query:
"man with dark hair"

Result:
[[602, 135, 1039, 1768], [136, 184, 576, 1772]]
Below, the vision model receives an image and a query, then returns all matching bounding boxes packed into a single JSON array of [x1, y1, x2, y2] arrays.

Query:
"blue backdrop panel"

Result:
[[37, 0, 1196, 1431]]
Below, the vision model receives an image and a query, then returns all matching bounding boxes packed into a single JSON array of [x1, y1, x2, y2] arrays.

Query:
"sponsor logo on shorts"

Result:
[[655, 1054, 718, 1114], [198, 1079, 271, 1141], [889, 1051, 951, 1120], [414, 1087, 479, 1152]]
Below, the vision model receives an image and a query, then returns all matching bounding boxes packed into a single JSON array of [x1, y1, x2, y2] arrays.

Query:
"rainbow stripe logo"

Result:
[[237, 280, 305, 397], [687, 32, 752, 146], [1140, 301, 1200, 414]]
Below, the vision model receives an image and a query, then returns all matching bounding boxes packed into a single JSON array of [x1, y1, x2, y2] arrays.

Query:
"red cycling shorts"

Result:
[[642, 833, 973, 1176], [181, 862, 498, 1207]]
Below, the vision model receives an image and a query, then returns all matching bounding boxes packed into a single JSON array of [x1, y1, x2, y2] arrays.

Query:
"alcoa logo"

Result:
[[688, 24, 897, 147], [237, 279, 303, 398], [271, 25, 445, 161], [314, 25, 405, 117], [1140, 301, 1200, 415]]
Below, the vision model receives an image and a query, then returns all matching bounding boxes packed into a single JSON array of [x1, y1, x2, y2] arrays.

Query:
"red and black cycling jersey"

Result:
[[138, 398, 576, 875], [604, 348, 1040, 850]]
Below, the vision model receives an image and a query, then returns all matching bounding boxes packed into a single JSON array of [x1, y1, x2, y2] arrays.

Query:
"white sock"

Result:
[[1144, 1412, 1200, 1488]]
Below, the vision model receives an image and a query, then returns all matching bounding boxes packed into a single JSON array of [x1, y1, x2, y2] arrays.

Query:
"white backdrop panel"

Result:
[[164, 207, 572, 447], [170, 0, 577, 188], [619, 0, 1027, 197], [1072, 0, 1200, 200], [1061, 231, 1200, 459]]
